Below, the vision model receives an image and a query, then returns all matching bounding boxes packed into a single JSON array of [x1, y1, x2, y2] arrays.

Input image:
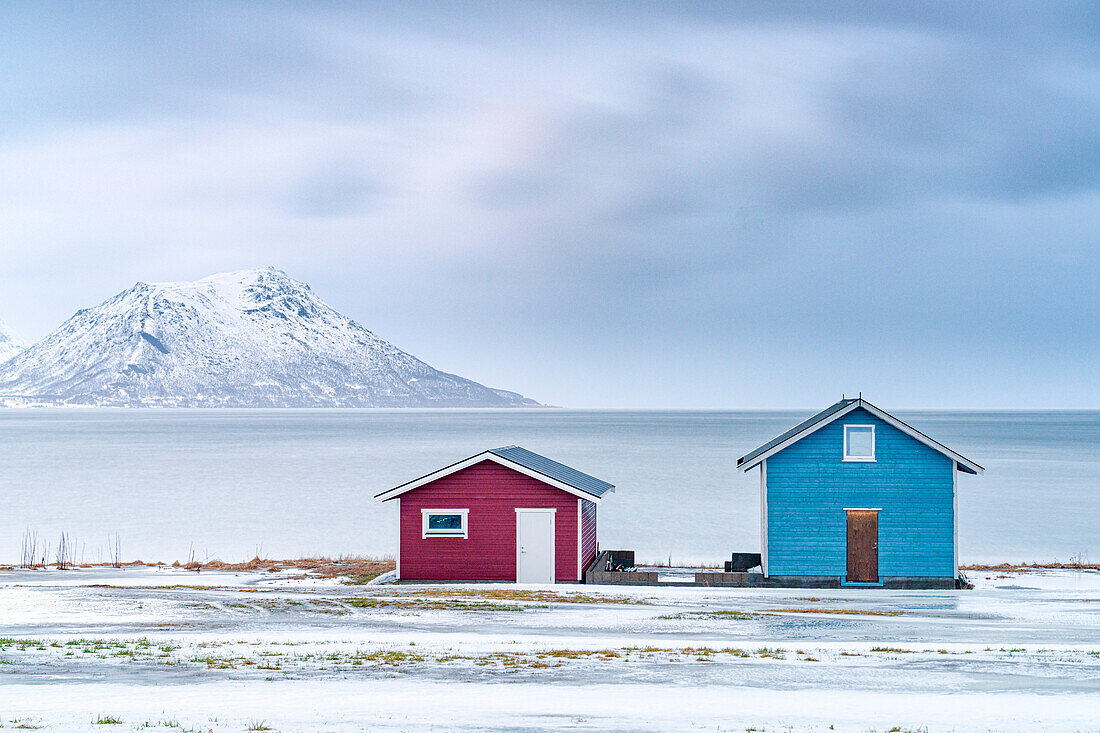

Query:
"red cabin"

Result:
[[375, 446, 614, 583]]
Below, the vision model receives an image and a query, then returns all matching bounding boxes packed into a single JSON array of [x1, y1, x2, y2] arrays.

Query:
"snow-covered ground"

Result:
[[1, 566, 1098, 732]]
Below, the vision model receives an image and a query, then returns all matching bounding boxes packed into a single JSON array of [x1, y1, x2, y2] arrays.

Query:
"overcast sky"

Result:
[[1, 2, 1097, 408]]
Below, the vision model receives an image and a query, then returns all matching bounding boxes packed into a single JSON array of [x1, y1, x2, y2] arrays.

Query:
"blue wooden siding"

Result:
[[766, 407, 954, 578]]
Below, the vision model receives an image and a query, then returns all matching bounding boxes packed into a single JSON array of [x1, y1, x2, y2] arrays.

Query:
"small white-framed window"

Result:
[[843, 425, 875, 462], [421, 509, 469, 539]]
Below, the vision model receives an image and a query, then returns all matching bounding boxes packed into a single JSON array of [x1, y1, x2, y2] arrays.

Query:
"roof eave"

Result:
[[855, 400, 984, 475], [737, 399, 864, 472], [737, 457, 761, 473]]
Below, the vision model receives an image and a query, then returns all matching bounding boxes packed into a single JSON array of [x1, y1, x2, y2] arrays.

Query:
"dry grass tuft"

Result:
[[961, 562, 1100, 572], [1, 555, 395, 579], [173, 555, 395, 579]]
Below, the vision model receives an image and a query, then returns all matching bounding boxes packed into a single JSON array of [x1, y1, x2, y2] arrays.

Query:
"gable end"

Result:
[[738, 398, 983, 475], [376, 449, 612, 503]]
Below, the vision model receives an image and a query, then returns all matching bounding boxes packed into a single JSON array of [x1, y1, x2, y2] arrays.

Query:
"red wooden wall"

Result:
[[580, 499, 598, 573], [398, 460, 594, 582]]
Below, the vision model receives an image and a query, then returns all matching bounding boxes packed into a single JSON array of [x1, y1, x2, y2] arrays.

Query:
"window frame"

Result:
[[421, 508, 470, 539], [843, 424, 876, 462]]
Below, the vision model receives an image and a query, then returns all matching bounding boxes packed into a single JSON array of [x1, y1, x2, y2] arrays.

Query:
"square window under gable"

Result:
[[843, 424, 875, 462]]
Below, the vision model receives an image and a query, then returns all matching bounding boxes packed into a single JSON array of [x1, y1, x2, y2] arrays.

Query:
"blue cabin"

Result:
[[738, 397, 983, 589]]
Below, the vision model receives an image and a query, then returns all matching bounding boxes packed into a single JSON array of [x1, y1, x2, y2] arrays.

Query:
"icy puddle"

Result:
[[0, 567, 1098, 732]]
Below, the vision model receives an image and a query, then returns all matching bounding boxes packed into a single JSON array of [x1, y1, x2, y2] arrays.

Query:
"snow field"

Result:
[[0, 567, 1097, 731]]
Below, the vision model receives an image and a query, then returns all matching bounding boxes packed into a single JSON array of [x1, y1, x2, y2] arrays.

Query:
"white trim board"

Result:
[[738, 398, 984, 475], [576, 498, 582, 582], [760, 459, 768, 577], [375, 452, 607, 503], [421, 508, 469, 539], [842, 424, 876, 462], [953, 461, 959, 578]]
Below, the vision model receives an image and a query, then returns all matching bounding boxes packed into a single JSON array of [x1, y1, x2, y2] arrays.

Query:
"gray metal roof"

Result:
[[489, 445, 615, 498], [737, 398, 859, 468]]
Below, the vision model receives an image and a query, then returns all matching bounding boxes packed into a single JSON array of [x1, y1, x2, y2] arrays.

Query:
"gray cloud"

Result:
[[283, 164, 387, 218], [0, 1, 1097, 407]]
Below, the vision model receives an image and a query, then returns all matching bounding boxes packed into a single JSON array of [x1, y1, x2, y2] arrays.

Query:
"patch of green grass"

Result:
[[658, 610, 758, 620], [407, 588, 647, 605], [345, 597, 527, 612], [769, 607, 905, 617], [342, 570, 388, 585], [190, 655, 237, 670], [247, 722, 273, 731], [94, 714, 124, 724]]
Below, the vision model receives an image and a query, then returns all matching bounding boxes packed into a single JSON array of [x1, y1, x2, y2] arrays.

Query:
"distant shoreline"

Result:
[[4, 404, 1100, 412]]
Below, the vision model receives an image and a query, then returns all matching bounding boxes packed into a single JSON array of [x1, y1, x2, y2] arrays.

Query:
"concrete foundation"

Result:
[[584, 552, 962, 589], [695, 572, 750, 587]]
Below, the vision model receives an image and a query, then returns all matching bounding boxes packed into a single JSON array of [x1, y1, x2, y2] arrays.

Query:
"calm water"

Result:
[[0, 409, 1096, 564]]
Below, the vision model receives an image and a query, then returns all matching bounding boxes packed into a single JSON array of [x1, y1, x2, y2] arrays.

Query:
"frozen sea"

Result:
[[0, 409, 1096, 564]]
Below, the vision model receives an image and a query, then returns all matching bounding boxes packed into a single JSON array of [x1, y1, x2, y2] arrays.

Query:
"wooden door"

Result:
[[846, 510, 879, 582]]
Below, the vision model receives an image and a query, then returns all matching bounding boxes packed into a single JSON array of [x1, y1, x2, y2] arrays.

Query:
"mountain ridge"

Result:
[[0, 318, 23, 363], [0, 267, 540, 408]]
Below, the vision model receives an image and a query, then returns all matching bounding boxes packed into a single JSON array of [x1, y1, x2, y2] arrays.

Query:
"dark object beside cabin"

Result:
[[724, 553, 762, 572], [584, 550, 659, 585], [604, 549, 635, 571]]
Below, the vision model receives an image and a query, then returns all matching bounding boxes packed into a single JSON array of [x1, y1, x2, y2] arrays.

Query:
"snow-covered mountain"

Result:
[[0, 268, 539, 408], [0, 318, 24, 363]]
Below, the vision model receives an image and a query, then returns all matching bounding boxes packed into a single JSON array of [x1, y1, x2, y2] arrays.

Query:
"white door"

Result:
[[516, 509, 555, 584]]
